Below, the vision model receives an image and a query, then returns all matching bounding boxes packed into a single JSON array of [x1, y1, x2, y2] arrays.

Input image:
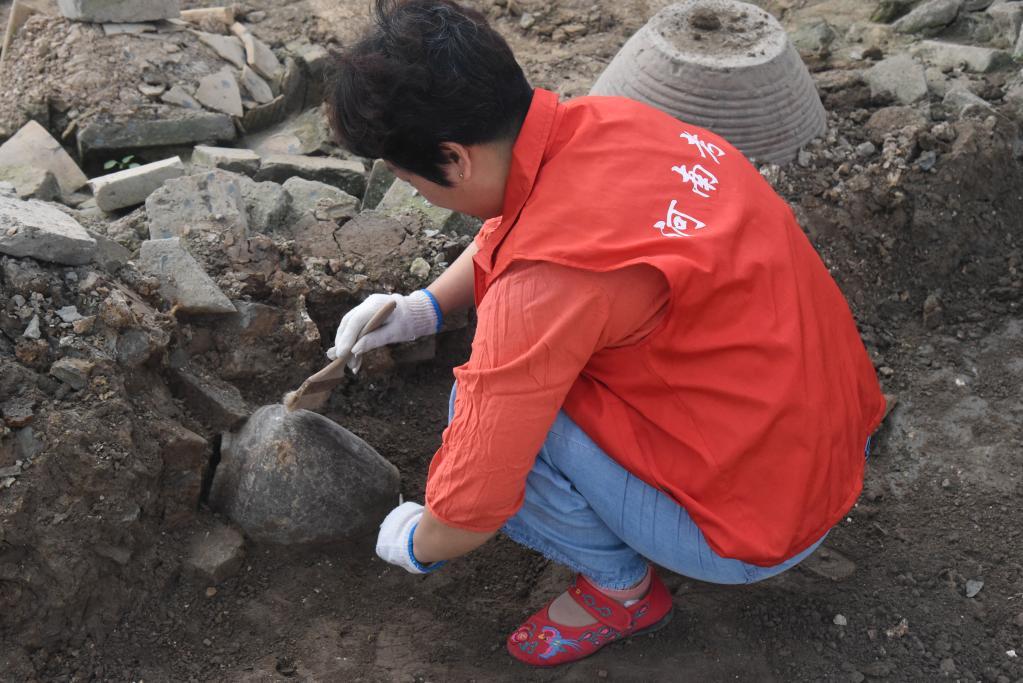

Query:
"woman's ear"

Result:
[[439, 142, 472, 184]]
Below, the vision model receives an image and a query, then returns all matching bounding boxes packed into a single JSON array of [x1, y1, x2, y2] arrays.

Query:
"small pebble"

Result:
[[965, 579, 984, 598], [206, 587, 217, 598], [834, 614, 848, 626]]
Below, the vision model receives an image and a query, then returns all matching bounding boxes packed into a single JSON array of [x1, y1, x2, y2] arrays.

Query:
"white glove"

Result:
[[327, 291, 440, 371], [375, 501, 446, 574]]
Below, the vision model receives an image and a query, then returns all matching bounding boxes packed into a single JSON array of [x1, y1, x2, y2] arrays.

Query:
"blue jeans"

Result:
[[448, 384, 827, 590]]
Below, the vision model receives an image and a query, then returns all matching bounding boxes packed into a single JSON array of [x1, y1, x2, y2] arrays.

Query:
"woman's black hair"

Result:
[[327, 0, 534, 186]]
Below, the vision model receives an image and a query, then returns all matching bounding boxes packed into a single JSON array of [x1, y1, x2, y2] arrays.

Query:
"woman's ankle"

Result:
[[592, 565, 652, 605]]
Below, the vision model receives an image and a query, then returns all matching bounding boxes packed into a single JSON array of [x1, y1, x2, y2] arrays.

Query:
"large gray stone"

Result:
[[911, 40, 1012, 72], [77, 114, 236, 158], [377, 178, 477, 236], [194, 31, 245, 69], [243, 108, 334, 157], [0, 121, 88, 194], [943, 87, 995, 116], [864, 54, 929, 104], [237, 176, 291, 231], [0, 196, 96, 265], [240, 65, 274, 105], [282, 177, 359, 224], [195, 68, 244, 118], [138, 238, 236, 314], [0, 166, 60, 201], [57, 0, 180, 23], [894, 0, 963, 34], [88, 156, 185, 212], [256, 155, 366, 197], [192, 146, 261, 176], [146, 170, 249, 240], [210, 404, 400, 545], [987, 1, 1023, 49]]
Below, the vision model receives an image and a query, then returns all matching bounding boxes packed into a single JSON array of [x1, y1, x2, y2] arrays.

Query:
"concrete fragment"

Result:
[[243, 107, 333, 157], [88, 156, 185, 212], [0, 166, 60, 201], [894, 0, 963, 34], [167, 366, 250, 431], [256, 155, 366, 197], [282, 177, 359, 224], [231, 23, 282, 80], [236, 176, 291, 232], [0, 120, 88, 194], [49, 357, 93, 390], [195, 68, 244, 118], [138, 238, 237, 314], [194, 31, 245, 69], [864, 54, 928, 104], [240, 65, 274, 104], [185, 525, 245, 583], [987, 1, 1023, 49], [911, 40, 1012, 73], [78, 114, 236, 158], [0, 196, 96, 265], [146, 170, 249, 240], [362, 159, 396, 211], [192, 145, 261, 175], [57, 0, 181, 23], [160, 85, 202, 110], [943, 87, 994, 115]]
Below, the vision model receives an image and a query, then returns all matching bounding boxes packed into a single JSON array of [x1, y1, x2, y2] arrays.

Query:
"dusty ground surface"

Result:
[[2, 0, 1022, 681]]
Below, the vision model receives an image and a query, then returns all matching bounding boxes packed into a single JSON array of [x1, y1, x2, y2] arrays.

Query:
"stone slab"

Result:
[[361, 159, 396, 211], [911, 40, 1012, 72], [167, 365, 250, 432], [89, 156, 185, 212], [57, 0, 181, 23], [231, 23, 282, 80], [0, 165, 59, 201], [865, 54, 928, 104], [0, 195, 96, 265], [191, 145, 261, 175], [78, 114, 236, 158], [240, 65, 274, 104], [194, 30, 245, 69], [893, 0, 963, 34], [195, 68, 244, 118], [282, 177, 359, 225], [0, 120, 88, 194], [146, 170, 249, 240], [255, 155, 366, 197], [160, 85, 202, 111], [138, 237, 236, 314]]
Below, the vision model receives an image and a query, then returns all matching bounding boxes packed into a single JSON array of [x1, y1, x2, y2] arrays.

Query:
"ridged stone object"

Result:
[[590, 0, 826, 164]]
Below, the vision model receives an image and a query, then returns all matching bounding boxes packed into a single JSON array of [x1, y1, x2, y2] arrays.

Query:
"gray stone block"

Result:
[[88, 156, 185, 212], [57, 0, 180, 23], [192, 145, 261, 176], [146, 170, 249, 240], [0, 165, 60, 201], [894, 0, 963, 34], [138, 238, 236, 314], [256, 154, 366, 198], [0, 121, 88, 194], [282, 177, 359, 224], [0, 196, 96, 265], [361, 159, 395, 211], [911, 40, 1012, 73], [865, 54, 928, 104], [77, 113, 236, 158]]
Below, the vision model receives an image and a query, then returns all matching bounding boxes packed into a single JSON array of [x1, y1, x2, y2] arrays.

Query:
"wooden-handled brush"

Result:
[[283, 300, 397, 412]]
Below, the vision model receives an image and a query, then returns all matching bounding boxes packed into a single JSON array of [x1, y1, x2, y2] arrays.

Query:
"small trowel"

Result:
[[283, 300, 396, 412]]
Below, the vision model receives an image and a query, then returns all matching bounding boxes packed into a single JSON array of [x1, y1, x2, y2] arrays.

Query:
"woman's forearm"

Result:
[[426, 241, 479, 316], [412, 507, 496, 563]]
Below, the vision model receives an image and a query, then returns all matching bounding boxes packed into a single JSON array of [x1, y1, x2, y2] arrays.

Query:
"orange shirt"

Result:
[[425, 261, 669, 531]]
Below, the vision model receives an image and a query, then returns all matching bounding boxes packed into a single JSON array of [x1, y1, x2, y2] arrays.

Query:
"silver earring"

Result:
[[459, 172, 464, 179]]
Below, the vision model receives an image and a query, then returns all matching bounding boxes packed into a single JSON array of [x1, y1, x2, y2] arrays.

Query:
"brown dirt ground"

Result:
[[3, 0, 1023, 681]]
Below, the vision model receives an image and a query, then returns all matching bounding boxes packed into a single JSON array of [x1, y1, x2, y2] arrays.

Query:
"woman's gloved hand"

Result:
[[375, 501, 446, 574], [327, 290, 442, 370]]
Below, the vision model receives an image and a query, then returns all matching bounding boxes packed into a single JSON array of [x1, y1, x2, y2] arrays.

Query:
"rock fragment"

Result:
[[88, 156, 185, 212], [185, 525, 245, 583], [159, 421, 210, 526], [161, 86, 202, 111], [256, 155, 366, 197], [894, 0, 963, 34], [282, 177, 359, 224], [362, 159, 396, 211], [138, 238, 237, 314], [231, 23, 282, 80], [864, 54, 928, 104], [195, 68, 244, 118], [194, 31, 246, 69], [49, 357, 94, 390], [240, 65, 274, 105], [0, 121, 88, 194], [0, 166, 60, 201], [167, 366, 250, 431], [237, 176, 291, 231], [911, 40, 1011, 73], [0, 196, 97, 265], [378, 178, 476, 235], [943, 87, 994, 116], [57, 0, 181, 23], [78, 114, 236, 158], [192, 146, 261, 176], [146, 171, 249, 240]]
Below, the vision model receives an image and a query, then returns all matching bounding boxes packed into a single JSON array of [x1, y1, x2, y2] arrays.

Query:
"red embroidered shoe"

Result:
[[507, 571, 674, 666]]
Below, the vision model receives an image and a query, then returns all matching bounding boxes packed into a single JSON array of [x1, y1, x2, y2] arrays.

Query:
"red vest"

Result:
[[473, 90, 886, 565]]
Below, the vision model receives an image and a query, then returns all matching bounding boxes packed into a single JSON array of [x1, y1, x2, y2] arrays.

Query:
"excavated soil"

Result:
[[2, 0, 1022, 681]]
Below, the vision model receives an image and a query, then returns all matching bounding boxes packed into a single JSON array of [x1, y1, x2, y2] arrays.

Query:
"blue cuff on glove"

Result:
[[408, 522, 447, 574], [419, 289, 444, 333]]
